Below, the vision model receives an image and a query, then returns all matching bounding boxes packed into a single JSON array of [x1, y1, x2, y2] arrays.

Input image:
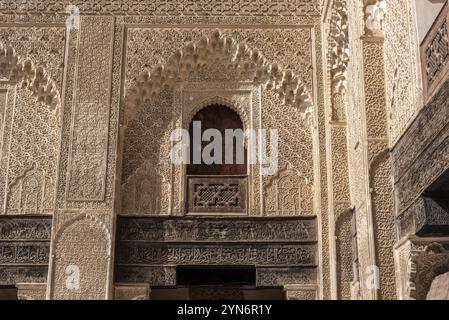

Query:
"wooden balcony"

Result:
[[421, 1, 449, 101], [186, 175, 247, 215]]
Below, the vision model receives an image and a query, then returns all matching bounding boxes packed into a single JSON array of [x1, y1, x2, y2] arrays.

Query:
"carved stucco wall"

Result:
[[0, 0, 413, 300], [49, 212, 112, 299], [121, 27, 315, 217], [323, 0, 355, 300], [344, 0, 398, 300], [384, 0, 423, 145], [0, 26, 64, 215], [118, 16, 327, 297], [0, 1, 331, 299], [346, 0, 373, 300]]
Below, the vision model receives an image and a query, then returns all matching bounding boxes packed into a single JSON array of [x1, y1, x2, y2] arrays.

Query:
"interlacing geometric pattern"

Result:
[[188, 176, 247, 213]]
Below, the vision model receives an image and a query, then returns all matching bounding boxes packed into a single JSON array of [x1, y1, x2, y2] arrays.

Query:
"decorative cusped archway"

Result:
[[0, 42, 61, 114], [122, 30, 314, 126]]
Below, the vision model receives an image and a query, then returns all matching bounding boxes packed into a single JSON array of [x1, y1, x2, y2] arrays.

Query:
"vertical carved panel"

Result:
[[0, 89, 6, 143], [0, 84, 14, 213], [0, 26, 65, 215], [50, 214, 111, 300], [66, 16, 114, 201], [384, 0, 422, 143], [420, 3, 449, 101], [425, 21, 449, 87], [362, 37, 397, 300], [329, 123, 352, 300], [48, 16, 117, 300], [335, 208, 353, 299]]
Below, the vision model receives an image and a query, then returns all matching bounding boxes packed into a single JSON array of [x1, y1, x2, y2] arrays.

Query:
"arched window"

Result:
[[187, 104, 246, 175], [186, 104, 247, 215]]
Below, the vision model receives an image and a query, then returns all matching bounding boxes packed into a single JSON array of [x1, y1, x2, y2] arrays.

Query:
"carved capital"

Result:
[[364, 0, 386, 37], [328, 0, 349, 95]]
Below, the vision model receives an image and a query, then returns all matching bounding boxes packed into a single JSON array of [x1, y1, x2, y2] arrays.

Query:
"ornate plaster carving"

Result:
[[365, 0, 386, 35], [263, 162, 313, 216], [328, 0, 349, 94], [124, 30, 313, 126], [49, 212, 112, 300], [0, 0, 321, 16], [408, 241, 449, 300], [6, 163, 55, 214], [283, 284, 318, 300], [121, 159, 167, 215], [0, 43, 61, 115]]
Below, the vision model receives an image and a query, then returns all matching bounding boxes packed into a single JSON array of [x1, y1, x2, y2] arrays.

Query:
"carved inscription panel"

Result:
[[0, 217, 51, 285], [115, 216, 318, 287]]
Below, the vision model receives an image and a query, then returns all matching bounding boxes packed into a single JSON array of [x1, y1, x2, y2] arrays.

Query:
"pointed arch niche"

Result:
[[0, 43, 62, 215], [120, 30, 315, 216]]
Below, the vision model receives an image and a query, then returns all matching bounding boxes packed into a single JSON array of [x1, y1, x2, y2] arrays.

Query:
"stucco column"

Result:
[[325, 0, 354, 300], [357, 0, 397, 299], [45, 16, 123, 300]]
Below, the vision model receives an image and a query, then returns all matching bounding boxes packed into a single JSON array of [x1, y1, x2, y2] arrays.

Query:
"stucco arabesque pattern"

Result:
[[123, 30, 314, 127], [0, 42, 61, 115]]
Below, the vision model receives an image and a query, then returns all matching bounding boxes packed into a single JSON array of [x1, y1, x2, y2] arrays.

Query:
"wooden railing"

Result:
[[186, 175, 247, 214], [421, 1, 449, 101]]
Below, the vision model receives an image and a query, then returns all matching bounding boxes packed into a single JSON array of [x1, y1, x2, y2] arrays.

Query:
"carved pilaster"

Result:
[[359, 21, 397, 299], [326, 0, 353, 300], [47, 16, 119, 300]]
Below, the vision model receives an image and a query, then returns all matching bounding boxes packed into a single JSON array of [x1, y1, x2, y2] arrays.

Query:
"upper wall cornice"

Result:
[[0, 0, 321, 17]]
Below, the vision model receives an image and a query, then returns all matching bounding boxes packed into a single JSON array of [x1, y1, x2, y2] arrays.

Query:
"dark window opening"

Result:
[[187, 104, 247, 176], [177, 266, 256, 286]]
